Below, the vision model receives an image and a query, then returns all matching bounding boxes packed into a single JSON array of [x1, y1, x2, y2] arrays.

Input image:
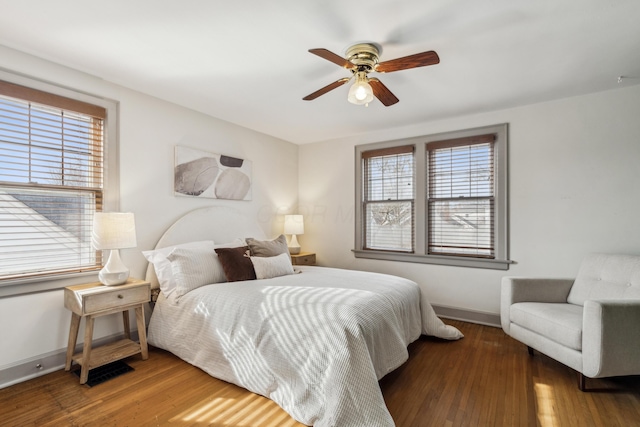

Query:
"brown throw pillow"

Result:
[[214, 246, 257, 282]]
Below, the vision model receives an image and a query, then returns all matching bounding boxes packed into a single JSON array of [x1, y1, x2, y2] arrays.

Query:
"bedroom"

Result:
[[1, 0, 640, 425]]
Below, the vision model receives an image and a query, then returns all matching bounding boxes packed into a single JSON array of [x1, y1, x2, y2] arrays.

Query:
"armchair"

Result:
[[501, 253, 640, 390]]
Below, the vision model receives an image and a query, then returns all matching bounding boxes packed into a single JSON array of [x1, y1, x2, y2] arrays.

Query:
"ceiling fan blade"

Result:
[[369, 78, 399, 106], [303, 77, 350, 101], [375, 50, 440, 73], [308, 48, 354, 70]]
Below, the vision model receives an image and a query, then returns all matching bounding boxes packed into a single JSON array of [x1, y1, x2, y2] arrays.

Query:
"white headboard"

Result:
[[144, 206, 267, 289]]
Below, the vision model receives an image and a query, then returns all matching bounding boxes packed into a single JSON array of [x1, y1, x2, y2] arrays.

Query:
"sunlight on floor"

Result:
[[173, 392, 299, 426], [535, 381, 559, 426], [173, 393, 248, 423], [177, 396, 237, 422]]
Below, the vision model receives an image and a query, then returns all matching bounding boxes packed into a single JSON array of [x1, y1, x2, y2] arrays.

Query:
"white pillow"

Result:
[[250, 252, 294, 280], [167, 246, 225, 298], [168, 239, 248, 298], [142, 241, 214, 296]]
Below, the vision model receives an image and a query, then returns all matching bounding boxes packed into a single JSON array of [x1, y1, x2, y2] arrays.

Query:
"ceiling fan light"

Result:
[[347, 75, 374, 105]]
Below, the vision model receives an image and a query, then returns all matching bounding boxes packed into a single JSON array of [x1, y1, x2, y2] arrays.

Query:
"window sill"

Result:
[[0, 271, 100, 298], [352, 249, 513, 270]]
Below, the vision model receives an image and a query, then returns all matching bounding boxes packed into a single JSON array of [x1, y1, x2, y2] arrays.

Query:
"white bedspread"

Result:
[[148, 266, 462, 426]]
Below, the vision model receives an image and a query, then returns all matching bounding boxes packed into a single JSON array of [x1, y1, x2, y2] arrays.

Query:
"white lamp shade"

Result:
[[92, 212, 137, 250], [284, 215, 304, 235]]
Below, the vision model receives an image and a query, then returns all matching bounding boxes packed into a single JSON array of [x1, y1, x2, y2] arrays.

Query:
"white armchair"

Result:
[[501, 253, 640, 390]]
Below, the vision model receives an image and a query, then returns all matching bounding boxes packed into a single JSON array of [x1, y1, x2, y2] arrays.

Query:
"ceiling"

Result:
[[1, 0, 639, 144]]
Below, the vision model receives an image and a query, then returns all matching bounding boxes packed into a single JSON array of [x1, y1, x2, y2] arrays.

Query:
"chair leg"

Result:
[[579, 373, 587, 391], [527, 346, 534, 356]]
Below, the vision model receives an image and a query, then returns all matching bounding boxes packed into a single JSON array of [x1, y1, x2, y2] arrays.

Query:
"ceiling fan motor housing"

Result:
[[346, 43, 380, 73]]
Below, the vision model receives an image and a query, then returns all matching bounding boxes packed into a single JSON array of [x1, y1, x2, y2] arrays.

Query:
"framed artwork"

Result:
[[174, 146, 252, 200]]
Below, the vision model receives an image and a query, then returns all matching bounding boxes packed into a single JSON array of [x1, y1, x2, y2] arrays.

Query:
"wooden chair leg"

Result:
[[525, 346, 589, 391], [579, 373, 587, 391]]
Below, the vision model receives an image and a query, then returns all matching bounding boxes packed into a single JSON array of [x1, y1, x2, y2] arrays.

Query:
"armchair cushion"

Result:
[[510, 302, 583, 351], [567, 253, 640, 306], [500, 277, 574, 333]]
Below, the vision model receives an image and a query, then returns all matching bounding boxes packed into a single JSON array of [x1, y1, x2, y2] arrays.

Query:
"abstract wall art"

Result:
[[174, 146, 252, 200]]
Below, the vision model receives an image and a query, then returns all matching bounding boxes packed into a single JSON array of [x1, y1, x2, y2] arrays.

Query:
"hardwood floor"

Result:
[[1, 320, 639, 426]]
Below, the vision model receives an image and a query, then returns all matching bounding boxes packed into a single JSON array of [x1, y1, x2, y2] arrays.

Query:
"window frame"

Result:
[[361, 145, 415, 253], [426, 134, 496, 258], [354, 123, 511, 270], [0, 71, 119, 297]]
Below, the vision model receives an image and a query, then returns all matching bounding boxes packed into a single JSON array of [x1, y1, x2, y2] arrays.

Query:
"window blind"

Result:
[[362, 145, 415, 252], [427, 134, 495, 258], [0, 80, 105, 280]]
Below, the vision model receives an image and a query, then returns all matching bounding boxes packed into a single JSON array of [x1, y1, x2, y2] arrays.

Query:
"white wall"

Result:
[[0, 46, 298, 369], [298, 84, 640, 316]]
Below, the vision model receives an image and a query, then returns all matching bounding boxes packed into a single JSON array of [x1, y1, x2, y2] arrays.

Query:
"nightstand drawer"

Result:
[[65, 280, 150, 316], [291, 252, 316, 266], [83, 286, 149, 314]]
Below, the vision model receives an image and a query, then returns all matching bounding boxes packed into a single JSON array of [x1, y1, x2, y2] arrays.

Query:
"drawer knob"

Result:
[[117, 294, 124, 299]]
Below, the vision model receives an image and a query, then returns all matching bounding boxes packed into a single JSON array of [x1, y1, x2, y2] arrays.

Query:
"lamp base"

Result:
[[288, 234, 301, 255], [99, 249, 130, 286], [99, 269, 130, 286]]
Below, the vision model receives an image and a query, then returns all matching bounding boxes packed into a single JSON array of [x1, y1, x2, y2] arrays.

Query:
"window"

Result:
[[0, 76, 118, 293], [355, 124, 510, 270], [362, 145, 415, 252], [427, 135, 495, 258]]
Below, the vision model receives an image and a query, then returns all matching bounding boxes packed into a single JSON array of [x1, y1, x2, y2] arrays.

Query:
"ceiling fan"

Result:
[[303, 42, 440, 107]]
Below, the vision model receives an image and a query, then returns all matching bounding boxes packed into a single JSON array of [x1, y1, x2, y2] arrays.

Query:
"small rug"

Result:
[[72, 360, 134, 387]]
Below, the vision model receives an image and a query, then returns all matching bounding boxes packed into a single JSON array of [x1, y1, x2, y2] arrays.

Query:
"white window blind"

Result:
[[362, 145, 415, 252], [0, 80, 105, 281], [427, 134, 495, 258]]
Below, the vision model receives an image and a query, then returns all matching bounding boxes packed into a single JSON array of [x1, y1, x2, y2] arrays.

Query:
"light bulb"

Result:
[[355, 85, 368, 101], [347, 73, 374, 105]]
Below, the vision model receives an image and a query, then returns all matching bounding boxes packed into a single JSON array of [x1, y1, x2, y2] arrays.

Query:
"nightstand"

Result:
[[291, 252, 316, 266], [64, 279, 150, 384]]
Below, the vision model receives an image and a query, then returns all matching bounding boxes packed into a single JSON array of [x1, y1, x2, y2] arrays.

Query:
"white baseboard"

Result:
[[432, 304, 501, 328], [0, 331, 139, 390]]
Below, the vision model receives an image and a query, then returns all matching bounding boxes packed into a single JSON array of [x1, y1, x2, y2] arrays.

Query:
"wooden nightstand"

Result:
[[291, 252, 316, 266], [64, 278, 150, 384]]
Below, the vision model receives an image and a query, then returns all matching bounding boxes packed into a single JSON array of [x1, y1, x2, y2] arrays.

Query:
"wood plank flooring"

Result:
[[1, 320, 639, 426]]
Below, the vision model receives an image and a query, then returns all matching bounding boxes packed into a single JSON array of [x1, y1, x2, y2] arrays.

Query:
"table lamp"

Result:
[[284, 214, 304, 255], [92, 212, 137, 286]]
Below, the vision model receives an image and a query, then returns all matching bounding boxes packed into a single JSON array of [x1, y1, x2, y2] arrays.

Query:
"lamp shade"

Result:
[[92, 212, 137, 250], [284, 215, 304, 235]]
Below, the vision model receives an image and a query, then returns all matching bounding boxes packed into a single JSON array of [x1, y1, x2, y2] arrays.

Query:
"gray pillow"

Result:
[[246, 234, 290, 258]]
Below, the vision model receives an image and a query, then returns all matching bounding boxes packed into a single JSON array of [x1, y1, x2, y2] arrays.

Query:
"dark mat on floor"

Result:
[[72, 360, 134, 387]]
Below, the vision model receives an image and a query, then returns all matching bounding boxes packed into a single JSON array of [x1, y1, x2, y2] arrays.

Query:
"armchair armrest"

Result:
[[582, 299, 640, 378], [500, 277, 574, 333]]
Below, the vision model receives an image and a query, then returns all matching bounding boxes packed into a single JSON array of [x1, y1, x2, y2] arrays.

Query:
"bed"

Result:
[[145, 207, 462, 427]]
